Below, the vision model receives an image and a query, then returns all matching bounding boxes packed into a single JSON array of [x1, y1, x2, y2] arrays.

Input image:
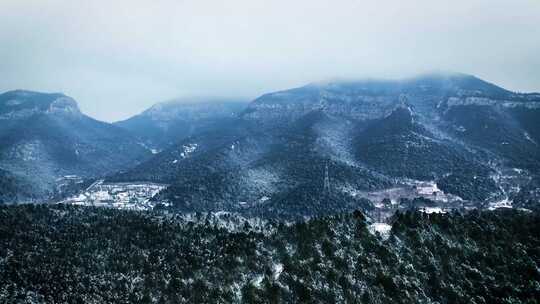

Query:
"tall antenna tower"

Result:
[[324, 162, 331, 195]]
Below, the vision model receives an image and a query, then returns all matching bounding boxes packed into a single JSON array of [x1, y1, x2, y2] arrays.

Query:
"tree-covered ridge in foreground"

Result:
[[0, 205, 539, 304]]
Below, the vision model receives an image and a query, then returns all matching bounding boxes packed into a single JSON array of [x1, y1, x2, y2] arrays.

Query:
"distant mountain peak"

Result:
[[310, 72, 509, 94], [114, 97, 248, 149], [0, 90, 81, 119], [135, 97, 246, 121], [45, 96, 80, 115]]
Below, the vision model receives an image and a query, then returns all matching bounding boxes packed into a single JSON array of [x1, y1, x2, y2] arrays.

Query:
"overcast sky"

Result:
[[1, 0, 539, 122]]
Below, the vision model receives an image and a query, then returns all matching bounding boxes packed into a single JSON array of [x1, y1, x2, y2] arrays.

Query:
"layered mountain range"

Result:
[[110, 73, 540, 218], [1, 74, 539, 217]]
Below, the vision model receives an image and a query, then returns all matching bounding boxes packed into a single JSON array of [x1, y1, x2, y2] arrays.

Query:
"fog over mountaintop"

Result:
[[101, 72, 540, 218], [2, 1, 540, 302], [2, 72, 539, 211], [1, 0, 539, 121]]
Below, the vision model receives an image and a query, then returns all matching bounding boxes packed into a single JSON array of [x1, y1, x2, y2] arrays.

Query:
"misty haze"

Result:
[[1, 1, 539, 303]]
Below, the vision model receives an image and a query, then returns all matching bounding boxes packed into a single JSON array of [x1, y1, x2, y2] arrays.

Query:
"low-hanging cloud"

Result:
[[1, 0, 539, 121]]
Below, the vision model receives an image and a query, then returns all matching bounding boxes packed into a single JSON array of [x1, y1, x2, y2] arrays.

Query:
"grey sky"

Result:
[[1, 0, 539, 122]]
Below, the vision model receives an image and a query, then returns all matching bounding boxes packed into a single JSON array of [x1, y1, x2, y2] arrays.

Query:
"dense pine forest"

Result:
[[0, 205, 538, 303]]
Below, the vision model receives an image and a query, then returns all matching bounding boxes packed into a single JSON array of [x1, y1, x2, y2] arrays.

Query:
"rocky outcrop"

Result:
[[446, 96, 540, 109], [0, 90, 81, 120]]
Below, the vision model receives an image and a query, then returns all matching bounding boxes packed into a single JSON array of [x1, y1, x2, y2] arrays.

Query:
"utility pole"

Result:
[[324, 162, 331, 195]]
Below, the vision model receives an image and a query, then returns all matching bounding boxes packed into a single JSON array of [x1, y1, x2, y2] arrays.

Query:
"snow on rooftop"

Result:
[[420, 207, 446, 214], [417, 181, 441, 196], [61, 182, 168, 211], [488, 197, 512, 210]]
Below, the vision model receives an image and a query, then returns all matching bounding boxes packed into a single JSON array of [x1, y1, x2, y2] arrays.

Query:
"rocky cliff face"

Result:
[[242, 74, 539, 128], [0, 90, 81, 120]]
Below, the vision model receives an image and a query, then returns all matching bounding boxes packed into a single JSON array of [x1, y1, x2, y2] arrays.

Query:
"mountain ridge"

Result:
[[114, 97, 248, 150], [111, 73, 540, 218], [0, 90, 151, 203], [2, 73, 539, 214]]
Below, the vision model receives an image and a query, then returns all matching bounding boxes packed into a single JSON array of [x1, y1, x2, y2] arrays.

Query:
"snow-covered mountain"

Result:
[[114, 97, 247, 150], [0, 90, 151, 202], [112, 73, 540, 218]]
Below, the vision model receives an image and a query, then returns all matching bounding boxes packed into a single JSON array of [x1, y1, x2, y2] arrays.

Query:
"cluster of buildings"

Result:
[[62, 180, 168, 210]]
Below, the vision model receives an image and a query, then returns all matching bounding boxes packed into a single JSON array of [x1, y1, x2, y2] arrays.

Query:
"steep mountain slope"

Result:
[[112, 109, 388, 218], [443, 105, 540, 173], [114, 98, 247, 150], [112, 73, 540, 217], [353, 105, 499, 201], [0, 90, 151, 202]]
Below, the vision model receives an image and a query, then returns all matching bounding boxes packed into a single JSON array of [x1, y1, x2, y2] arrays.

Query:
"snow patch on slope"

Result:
[[523, 132, 536, 145], [368, 223, 391, 240], [488, 197, 512, 210], [180, 143, 198, 158]]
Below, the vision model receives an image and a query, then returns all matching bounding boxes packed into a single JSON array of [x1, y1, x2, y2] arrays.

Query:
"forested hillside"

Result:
[[114, 99, 247, 150], [111, 74, 540, 217], [1, 205, 538, 303], [0, 169, 37, 203], [0, 90, 150, 202]]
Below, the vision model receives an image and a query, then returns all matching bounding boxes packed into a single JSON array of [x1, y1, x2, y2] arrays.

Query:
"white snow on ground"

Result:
[[420, 207, 447, 214], [178, 212, 275, 234], [488, 197, 513, 210], [61, 182, 168, 211], [180, 143, 198, 158], [6, 99, 23, 106], [10, 140, 45, 161], [232, 282, 243, 302], [273, 263, 284, 280], [368, 223, 392, 240], [455, 125, 467, 132], [373, 202, 385, 208], [251, 275, 264, 287], [243, 168, 280, 195], [340, 185, 361, 197], [93, 190, 112, 201], [417, 181, 442, 196], [524, 132, 536, 144], [138, 142, 160, 154], [513, 168, 524, 174], [341, 180, 462, 206], [313, 119, 357, 167]]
